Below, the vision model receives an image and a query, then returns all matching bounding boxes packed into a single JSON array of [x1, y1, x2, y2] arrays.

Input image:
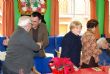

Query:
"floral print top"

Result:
[[80, 29, 101, 65]]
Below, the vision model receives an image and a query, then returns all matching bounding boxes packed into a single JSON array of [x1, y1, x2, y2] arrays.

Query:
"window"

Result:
[[59, 0, 90, 36]]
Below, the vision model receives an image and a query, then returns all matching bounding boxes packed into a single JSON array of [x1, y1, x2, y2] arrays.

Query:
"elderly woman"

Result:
[[2, 16, 42, 74], [97, 37, 110, 66], [80, 19, 101, 68], [61, 21, 82, 67]]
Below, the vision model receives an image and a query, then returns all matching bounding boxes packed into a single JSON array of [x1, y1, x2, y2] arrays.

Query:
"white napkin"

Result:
[[0, 51, 6, 61]]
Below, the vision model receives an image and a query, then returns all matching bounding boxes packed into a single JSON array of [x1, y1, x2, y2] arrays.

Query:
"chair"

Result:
[[34, 57, 52, 73]]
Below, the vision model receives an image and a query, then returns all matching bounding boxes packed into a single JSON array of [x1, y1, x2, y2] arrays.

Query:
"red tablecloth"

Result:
[[74, 66, 109, 74], [51, 66, 110, 74]]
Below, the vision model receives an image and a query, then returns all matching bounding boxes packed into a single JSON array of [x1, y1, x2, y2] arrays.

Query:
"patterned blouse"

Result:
[[80, 29, 101, 65]]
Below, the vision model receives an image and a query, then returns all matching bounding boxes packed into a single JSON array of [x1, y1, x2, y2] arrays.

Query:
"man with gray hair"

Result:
[[2, 16, 42, 74]]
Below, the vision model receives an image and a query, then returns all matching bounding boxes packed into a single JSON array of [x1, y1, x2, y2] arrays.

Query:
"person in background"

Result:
[[80, 19, 102, 68], [2, 16, 42, 74], [61, 21, 82, 67], [30, 12, 49, 57], [0, 37, 8, 74], [2, 37, 9, 46], [97, 37, 110, 66]]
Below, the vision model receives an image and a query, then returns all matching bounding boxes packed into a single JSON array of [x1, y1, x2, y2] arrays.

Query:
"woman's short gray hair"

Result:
[[97, 37, 107, 48], [70, 21, 82, 30], [18, 16, 31, 27]]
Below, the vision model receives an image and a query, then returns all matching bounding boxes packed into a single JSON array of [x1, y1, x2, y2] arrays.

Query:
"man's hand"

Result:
[[36, 42, 42, 49]]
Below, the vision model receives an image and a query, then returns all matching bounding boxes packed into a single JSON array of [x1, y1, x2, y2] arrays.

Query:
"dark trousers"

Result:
[[81, 56, 98, 68]]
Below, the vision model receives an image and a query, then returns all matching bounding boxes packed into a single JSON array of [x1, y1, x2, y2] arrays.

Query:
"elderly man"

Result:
[[2, 16, 42, 74]]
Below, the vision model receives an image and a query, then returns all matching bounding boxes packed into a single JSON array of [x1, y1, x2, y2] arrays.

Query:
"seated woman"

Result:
[[0, 37, 8, 51], [0, 37, 8, 74], [97, 37, 110, 66]]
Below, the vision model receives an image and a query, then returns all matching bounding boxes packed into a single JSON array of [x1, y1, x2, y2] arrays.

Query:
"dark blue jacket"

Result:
[[61, 31, 82, 67], [0, 37, 7, 51], [0, 37, 7, 73], [99, 49, 110, 65]]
